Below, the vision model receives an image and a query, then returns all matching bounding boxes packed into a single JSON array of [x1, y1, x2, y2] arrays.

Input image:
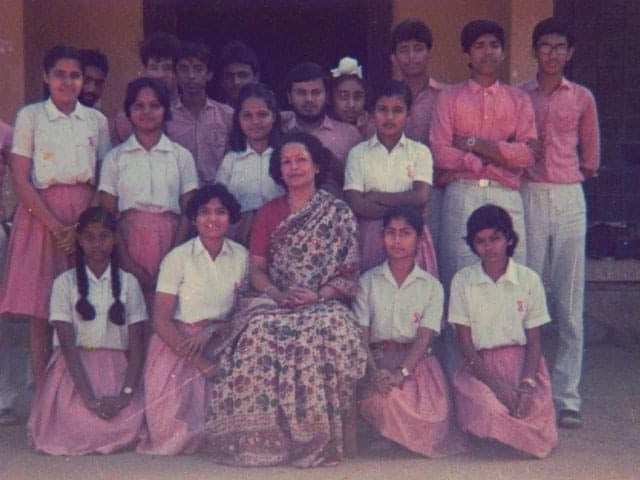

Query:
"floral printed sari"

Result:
[[203, 190, 367, 467]]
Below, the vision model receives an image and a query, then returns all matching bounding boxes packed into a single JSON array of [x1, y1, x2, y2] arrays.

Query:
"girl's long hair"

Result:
[[74, 207, 125, 325]]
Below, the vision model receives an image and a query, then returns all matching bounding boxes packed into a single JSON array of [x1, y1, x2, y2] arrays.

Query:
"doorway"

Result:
[[144, 0, 392, 105]]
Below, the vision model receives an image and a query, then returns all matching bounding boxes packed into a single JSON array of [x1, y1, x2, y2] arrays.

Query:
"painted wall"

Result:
[[0, 1, 26, 123], [392, 0, 553, 84], [19, 0, 144, 122]]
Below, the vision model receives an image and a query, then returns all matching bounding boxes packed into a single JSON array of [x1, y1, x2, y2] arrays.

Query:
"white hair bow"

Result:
[[331, 57, 363, 78]]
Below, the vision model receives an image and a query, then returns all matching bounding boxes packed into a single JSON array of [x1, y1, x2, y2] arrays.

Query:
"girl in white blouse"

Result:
[[0, 46, 111, 389], [354, 205, 465, 457], [28, 207, 147, 455], [138, 184, 248, 455], [100, 77, 198, 310], [448, 204, 558, 458], [215, 83, 284, 245]]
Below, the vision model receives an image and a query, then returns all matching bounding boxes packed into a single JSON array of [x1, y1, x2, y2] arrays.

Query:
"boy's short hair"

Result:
[[372, 79, 412, 112], [391, 19, 433, 52], [532, 17, 575, 48], [220, 40, 260, 76], [461, 19, 505, 53], [139, 32, 181, 66], [175, 41, 212, 71], [79, 49, 109, 75], [284, 62, 330, 93]]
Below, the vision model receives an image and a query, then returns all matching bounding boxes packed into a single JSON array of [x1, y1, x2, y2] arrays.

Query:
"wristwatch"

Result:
[[121, 386, 134, 397], [466, 136, 477, 150]]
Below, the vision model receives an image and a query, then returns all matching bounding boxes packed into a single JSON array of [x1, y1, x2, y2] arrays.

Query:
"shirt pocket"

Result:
[[395, 304, 421, 338], [492, 102, 517, 140], [229, 159, 260, 195], [118, 155, 149, 198], [158, 154, 181, 200], [75, 135, 98, 165], [399, 158, 418, 184], [553, 107, 579, 135]]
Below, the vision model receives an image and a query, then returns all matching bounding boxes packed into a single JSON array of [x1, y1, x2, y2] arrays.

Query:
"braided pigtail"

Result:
[[74, 247, 96, 320], [108, 250, 125, 325]]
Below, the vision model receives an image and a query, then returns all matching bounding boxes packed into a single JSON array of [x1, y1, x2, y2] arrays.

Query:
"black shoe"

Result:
[[558, 409, 583, 429]]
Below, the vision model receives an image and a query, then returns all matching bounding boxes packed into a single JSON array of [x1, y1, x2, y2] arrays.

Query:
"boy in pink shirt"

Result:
[[391, 19, 447, 255], [520, 17, 600, 429], [166, 42, 233, 185], [430, 19, 537, 291], [391, 19, 445, 147], [110, 33, 181, 145]]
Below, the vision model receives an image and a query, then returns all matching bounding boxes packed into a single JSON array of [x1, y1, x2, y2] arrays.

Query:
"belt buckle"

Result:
[[478, 179, 490, 188]]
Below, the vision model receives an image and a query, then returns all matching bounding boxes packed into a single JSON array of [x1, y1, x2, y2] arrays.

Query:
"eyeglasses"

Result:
[[537, 43, 570, 55]]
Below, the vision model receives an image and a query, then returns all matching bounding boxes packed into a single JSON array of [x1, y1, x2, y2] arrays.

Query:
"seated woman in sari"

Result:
[[203, 132, 367, 468], [449, 204, 558, 458]]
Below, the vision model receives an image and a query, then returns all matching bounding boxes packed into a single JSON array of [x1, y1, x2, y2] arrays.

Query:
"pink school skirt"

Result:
[[137, 322, 212, 455], [0, 184, 94, 319], [358, 219, 439, 276], [359, 341, 466, 458], [119, 210, 179, 308], [452, 345, 558, 458], [28, 348, 145, 455]]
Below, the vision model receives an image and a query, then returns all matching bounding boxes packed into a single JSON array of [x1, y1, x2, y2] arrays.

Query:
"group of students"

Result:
[[0, 13, 598, 466]]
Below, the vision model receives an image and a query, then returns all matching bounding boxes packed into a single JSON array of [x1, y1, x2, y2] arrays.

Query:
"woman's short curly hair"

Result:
[[269, 132, 331, 190]]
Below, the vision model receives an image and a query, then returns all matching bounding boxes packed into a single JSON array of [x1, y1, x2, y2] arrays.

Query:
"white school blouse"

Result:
[[99, 134, 199, 214], [215, 146, 284, 213], [11, 99, 111, 189], [49, 266, 147, 350], [353, 261, 443, 343], [344, 134, 433, 193], [155, 237, 248, 323], [448, 260, 551, 350]]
